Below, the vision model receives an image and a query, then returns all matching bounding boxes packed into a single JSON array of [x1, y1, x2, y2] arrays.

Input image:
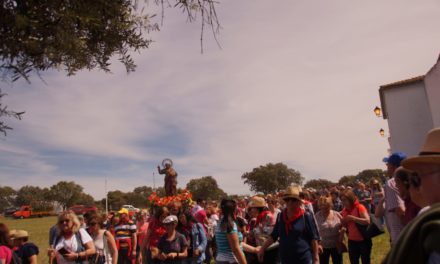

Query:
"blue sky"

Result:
[[1, 0, 440, 199]]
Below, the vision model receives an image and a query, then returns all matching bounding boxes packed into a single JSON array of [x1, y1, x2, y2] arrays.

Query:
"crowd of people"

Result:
[[0, 128, 439, 264]]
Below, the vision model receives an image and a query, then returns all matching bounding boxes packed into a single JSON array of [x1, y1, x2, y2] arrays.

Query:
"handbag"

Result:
[[355, 212, 384, 240]]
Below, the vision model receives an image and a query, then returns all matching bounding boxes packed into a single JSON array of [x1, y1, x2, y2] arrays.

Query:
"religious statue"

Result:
[[157, 159, 178, 196]]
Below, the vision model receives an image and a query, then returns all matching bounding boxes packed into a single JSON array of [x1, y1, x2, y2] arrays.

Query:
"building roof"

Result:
[[380, 75, 425, 89], [379, 75, 425, 119]]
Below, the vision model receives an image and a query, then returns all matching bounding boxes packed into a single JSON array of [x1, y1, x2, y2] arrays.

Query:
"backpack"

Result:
[[11, 251, 22, 264]]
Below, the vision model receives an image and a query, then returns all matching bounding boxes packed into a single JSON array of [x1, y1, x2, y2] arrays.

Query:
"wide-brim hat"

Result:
[[402, 128, 440, 171], [248, 196, 266, 208], [13, 230, 29, 239], [282, 185, 302, 201]]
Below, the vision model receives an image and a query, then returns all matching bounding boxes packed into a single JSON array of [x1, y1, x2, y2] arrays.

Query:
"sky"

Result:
[[1, 0, 440, 199]]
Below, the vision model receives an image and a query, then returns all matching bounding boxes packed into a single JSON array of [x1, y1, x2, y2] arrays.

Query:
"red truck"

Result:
[[13, 205, 53, 219], [68, 205, 97, 215]]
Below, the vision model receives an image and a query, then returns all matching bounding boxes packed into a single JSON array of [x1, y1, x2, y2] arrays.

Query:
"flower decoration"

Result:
[[148, 189, 193, 207]]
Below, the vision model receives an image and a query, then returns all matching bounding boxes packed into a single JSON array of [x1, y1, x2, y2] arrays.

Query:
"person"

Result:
[[383, 128, 440, 263], [382, 152, 407, 244], [407, 171, 430, 215], [266, 195, 281, 220], [142, 206, 170, 264], [215, 199, 247, 264], [157, 160, 178, 196], [12, 230, 38, 264], [394, 168, 421, 225], [315, 197, 343, 264], [177, 211, 207, 264], [247, 196, 277, 264], [353, 182, 372, 213], [0, 223, 12, 264], [330, 191, 343, 212], [157, 215, 188, 264], [114, 208, 137, 264], [258, 185, 320, 264], [340, 190, 371, 264], [369, 179, 384, 214], [135, 211, 149, 264], [87, 214, 118, 264], [49, 211, 96, 264], [206, 202, 219, 263]]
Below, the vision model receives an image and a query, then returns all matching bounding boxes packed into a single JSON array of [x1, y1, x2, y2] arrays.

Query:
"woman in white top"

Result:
[[49, 211, 96, 264], [315, 196, 343, 264], [87, 214, 118, 264]]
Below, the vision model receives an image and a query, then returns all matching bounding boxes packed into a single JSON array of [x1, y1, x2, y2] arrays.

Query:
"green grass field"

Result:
[[1, 216, 56, 264], [1, 216, 390, 264]]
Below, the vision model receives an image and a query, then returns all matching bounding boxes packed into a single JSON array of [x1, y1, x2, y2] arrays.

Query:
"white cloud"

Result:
[[2, 0, 440, 198]]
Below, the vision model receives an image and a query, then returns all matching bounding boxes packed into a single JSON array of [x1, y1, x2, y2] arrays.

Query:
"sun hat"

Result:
[[383, 152, 407, 167], [162, 215, 178, 224], [118, 208, 129, 215], [282, 185, 302, 201], [247, 196, 266, 208], [9, 229, 17, 239], [402, 128, 440, 171], [13, 230, 29, 239]]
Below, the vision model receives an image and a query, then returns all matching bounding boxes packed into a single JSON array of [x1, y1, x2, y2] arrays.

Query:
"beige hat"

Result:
[[13, 230, 29, 239], [282, 185, 302, 200], [9, 229, 17, 239], [248, 196, 266, 208], [402, 128, 440, 170]]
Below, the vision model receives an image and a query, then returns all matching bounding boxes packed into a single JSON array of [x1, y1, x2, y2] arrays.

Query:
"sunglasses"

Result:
[[409, 173, 421, 188], [59, 219, 70, 224]]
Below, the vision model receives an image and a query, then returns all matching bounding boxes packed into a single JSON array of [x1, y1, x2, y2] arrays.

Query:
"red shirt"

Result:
[[342, 201, 367, 241], [148, 218, 166, 248]]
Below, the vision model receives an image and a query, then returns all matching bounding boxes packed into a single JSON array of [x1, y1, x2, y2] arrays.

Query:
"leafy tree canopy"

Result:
[[304, 179, 335, 190], [186, 176, 227, 201], [0, 0, 220, 134], [241, 162, 304, 195]]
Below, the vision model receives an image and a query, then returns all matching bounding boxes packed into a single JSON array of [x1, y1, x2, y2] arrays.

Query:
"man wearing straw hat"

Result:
[[12, 229, 39, 264], [383, 128, 440, 264]]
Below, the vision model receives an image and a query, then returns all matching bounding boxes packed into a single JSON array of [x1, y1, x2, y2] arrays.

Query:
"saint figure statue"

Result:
[[157, 159, 178, 196]]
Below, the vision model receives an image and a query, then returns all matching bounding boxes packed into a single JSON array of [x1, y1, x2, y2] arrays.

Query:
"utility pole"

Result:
[[105, 176, 108, 215]]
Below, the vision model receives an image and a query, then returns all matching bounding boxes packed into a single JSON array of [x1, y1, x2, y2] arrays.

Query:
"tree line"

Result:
[[0, 165, 386, 213]]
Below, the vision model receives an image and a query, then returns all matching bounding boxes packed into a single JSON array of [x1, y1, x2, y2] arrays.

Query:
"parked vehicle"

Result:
[[3, 207, 19, 217], [121, 205, 140, 217], [68, 205, 97, 215], [13, 205, 54, 219]]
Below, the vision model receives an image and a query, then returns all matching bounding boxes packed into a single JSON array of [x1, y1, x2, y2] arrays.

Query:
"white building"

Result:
[[379, 57, 440, 156]]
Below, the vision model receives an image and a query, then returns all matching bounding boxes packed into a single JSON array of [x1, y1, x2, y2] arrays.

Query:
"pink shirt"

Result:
[[137, 222, 149, 246], [0, 245, 12, 264]]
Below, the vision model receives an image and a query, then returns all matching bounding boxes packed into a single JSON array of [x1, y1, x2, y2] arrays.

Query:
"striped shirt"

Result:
[[384, 178, 404, 244], [215, 218, 243, 263], [115, 221, 137, 248]]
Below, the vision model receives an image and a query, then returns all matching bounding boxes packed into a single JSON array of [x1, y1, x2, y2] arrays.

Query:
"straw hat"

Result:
[[9, 229, 17, 239], [402, 128, 440, 170], [13, 230, 29, 239], [247, 196, 266, 208], [282, 185, 302, 200]]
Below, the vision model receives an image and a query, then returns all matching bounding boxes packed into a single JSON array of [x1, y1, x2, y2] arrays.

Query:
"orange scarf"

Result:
[[282, 207, 304, 235]]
